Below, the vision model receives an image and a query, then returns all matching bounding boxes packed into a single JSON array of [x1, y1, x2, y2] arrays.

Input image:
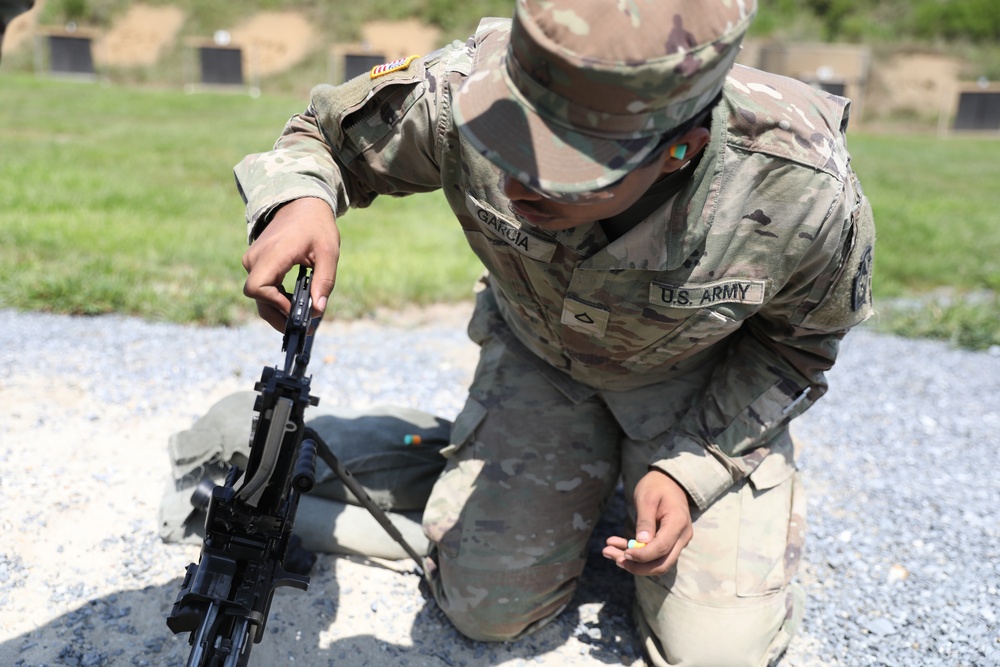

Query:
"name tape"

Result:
[[649, 279, 767, 308]]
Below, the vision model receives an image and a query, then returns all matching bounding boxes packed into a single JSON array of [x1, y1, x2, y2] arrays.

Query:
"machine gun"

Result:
[[167, 267, 424, 667]]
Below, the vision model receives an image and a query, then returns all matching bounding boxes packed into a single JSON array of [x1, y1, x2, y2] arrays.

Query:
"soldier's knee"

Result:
[[437, 585, 573, 642], [442, 598, 539, 642], [428, 556, 578, 643], [634, 578, 804, 667]]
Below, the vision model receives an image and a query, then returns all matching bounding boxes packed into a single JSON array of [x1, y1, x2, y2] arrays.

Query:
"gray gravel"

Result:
[[1, 307, 998, 666], [788, 330, 1000, 666]]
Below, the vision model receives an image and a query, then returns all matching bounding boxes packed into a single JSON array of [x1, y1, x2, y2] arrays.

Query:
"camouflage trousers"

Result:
[[422, 333, 806, 667]]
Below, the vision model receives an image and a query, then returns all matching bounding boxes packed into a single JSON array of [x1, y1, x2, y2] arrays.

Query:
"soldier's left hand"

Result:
[[602, 469, 693, 576]]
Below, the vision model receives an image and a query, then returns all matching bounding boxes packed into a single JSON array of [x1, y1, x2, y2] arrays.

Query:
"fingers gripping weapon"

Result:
[[167, 268, 423, 666]]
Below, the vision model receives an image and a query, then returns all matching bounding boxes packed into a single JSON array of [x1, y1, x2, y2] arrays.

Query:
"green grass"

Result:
[[0, 74, 481, 325], [1, 74, 998, 348], [847, 133, 1000, 349], [848, 133, 1000, 295]]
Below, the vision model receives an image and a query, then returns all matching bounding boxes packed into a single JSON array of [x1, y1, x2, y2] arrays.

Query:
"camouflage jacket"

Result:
[[235, 19, 875, 510]]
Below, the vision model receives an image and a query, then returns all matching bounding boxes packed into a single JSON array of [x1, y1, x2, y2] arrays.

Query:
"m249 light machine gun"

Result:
[[167, 267, 424, 667]]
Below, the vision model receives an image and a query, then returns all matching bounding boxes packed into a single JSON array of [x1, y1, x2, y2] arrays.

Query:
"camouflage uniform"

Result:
[[0, 0, 32, 60], [235, 1, 874, 664]]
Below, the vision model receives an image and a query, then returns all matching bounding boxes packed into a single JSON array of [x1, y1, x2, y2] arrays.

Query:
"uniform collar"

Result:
[[570, 110, 725, 272]]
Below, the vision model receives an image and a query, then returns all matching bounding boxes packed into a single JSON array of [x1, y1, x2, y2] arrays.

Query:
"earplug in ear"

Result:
[[669, 144, 688, 160]]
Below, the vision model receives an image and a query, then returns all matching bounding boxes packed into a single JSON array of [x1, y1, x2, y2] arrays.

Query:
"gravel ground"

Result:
[[0, 305, 998, 667]]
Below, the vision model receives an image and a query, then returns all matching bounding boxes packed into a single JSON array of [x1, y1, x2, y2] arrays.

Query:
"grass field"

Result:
[[1, 74, 998, 346], [0, 74, 478, 323], [847, 132, 1000, 348]]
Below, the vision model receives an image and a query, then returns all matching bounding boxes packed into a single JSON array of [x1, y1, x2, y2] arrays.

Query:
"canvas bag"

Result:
[[158, 391, 450, 559]]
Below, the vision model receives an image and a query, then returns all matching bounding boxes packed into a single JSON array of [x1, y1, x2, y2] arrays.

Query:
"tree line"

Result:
[[42, 0, 1000, 45], [754, 0, 1000, 43]]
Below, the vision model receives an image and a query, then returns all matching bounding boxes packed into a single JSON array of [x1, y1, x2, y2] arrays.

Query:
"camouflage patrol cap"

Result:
[[454, 0, 756, 195]]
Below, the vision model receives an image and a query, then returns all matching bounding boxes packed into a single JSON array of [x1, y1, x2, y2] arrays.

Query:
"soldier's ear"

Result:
[[661, 127, 710, 173]]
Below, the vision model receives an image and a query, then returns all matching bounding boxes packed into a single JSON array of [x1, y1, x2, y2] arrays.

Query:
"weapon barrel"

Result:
[[223, 618, 253, 667], [186, 601, 221, 667]]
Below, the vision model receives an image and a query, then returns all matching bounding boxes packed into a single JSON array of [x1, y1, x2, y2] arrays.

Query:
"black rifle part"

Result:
[[166, 267, 424, 667]]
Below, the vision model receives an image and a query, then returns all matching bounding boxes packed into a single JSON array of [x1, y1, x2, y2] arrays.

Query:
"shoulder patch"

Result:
[[800, 190, 876, 330], [851, 244, 873, 312], [370, 55, 420, 79]]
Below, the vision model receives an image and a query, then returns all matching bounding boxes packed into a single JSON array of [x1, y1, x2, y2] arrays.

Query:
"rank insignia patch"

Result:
[[370, 55, 420, 79], [561, 297, 610, 337]]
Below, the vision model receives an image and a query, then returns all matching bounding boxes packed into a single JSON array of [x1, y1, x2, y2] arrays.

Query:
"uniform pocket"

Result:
[[422, 398, 488, 557], [440, 397, 487, 458], [621, 308, 739, 371], [735, 452, 797, 597]]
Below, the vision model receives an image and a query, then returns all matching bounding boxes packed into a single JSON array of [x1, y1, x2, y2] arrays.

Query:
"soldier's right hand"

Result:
[[242, 197, 341, 331]]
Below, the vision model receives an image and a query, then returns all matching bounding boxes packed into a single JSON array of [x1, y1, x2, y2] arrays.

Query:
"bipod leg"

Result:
[[304, 428, 426, 576]]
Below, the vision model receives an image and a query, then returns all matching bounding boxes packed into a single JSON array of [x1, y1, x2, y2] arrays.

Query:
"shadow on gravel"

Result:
[[1, 578, 214, 666], [1, 490, 639, 666]]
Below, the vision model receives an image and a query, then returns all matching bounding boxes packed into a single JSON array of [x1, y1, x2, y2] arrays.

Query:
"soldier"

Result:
[[0, 0, 33, 61], [236, 0, 875, 664]]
